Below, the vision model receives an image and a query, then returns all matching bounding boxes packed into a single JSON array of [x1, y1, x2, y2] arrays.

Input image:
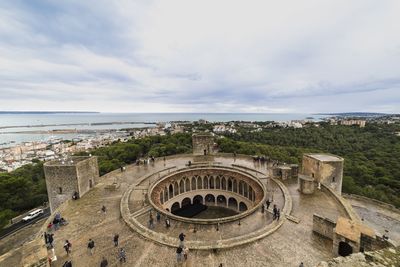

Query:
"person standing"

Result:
[[179, 233, 186, 247], [183, 246, 189, 261], [165, 217, 171, 228], [113, 234, 119, 247], [44, 232, 48, 245], [266, 199, 271, 210], [156, 211, 161, 223], [100, 257, 108, 267], [273, 205, 277, 220], [63, 240, 72, 255], [101, 205, 106, 214], [176, 247, 183, 263], [149, 214, 154, 229], [48, 234, 54, 248], [277, 209, 281, 220], [87, 239, 95, 255], [119, 248, 127, 263]]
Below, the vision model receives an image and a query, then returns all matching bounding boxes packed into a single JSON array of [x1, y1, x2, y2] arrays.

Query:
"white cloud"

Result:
[[0, 0, 399, 113]]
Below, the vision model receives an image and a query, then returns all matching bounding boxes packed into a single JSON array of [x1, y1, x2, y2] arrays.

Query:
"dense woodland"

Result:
[[1, 123, 399, 229], [218, 122, 400, 208]]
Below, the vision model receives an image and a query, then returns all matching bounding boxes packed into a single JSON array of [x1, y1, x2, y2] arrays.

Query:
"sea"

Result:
[[0, 113, 327, 147]]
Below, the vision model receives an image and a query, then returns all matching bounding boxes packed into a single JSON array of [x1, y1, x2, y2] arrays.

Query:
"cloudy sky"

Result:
[[1, 0, 400, 113]]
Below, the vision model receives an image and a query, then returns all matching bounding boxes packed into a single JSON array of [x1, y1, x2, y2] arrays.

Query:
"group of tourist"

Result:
[[176, 232, 189, 264], [147, 210, 171, 229], [263, 199, 280, 220], [135, 156, 156, 166], [49, 205, 128, 267]]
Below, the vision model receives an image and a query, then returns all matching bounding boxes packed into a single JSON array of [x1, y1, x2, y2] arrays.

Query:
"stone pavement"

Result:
[[28, 155, 366, 267], [345, 195, 400, 246]]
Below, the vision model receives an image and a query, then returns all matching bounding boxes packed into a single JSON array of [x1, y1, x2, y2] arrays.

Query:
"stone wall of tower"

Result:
[[192, 134, 214, 155], [44, 157, 99, 212], [302, 155, 344, 195]]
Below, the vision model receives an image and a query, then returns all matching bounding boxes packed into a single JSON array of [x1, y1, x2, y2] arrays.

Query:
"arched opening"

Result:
[[174, 182, 179, 196], [228, 178, 233, 191], [216, 176, 221, 189], [221, 177, 227, 190], [233, 179, 237, 193], [171, 202, 180, 212], [239, 181, 244, 195], [239, 202, 248, 212], [203, 176, 208, 189], [160, 192, 164, 204], [191, 176, 196, 190], [205, 194, 215, 206], [169, 184, 173, 197], [249, 186, 253, 201], [228, 197, 238, 210], [244, 183, 248, 198], [196, 176, 202, 189], [185, 178, 191, 192], [338, 242, 353, 257], [217, 195, 227, 207], [164, 187, 168, 202], [193, 195, 203, 205], [181, 197, 191, 208], [209, 176, 214, 189], [179, 180, 185, 194]]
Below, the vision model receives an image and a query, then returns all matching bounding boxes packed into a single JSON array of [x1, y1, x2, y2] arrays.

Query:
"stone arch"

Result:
[[173, 181, 179, 197], [216, 176, 221, 189], [169, 184, 173, 198], [221, 176, 227, 190], [164, 187, 168, 202], [171, 202, 180, 212], [208, 175, 214, 189], [181, 197, 191, 208], [244, 183, 248, 198], [228, 178, 233, 191], [193, 195, 203, 205], [217, 195, 227, 207], [239, 202, 248, 212], [205, 194, 215, 205], [191, 176, 196, 190], [228, 197, 238, 210], [197, 176, 202, 189], [179, 180, 185, 194], [203, 176, 209, 189], [239, 181, 244, 195], [185, 177, 191, 192], [249, 186, 253, 201], [338, 242, 353, 257]]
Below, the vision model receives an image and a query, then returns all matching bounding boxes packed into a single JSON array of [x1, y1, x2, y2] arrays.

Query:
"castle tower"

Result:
[[44, 156, 99, 212], [192, 133, 215, 155], [301, 153, 344, 195]]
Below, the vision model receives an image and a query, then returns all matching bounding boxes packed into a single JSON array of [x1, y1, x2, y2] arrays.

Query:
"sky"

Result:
[[0, 0, 400, 113]]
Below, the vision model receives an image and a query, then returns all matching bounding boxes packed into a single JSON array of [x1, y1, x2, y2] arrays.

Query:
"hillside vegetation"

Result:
[[218, 122, 400, 207], [1, 124, 399, 229]]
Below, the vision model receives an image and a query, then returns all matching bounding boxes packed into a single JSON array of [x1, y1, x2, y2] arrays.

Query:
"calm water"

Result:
[[0, 113, 326, 147]]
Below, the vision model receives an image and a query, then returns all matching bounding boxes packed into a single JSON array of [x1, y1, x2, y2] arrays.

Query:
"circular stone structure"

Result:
[[120, 162, 290, 249], [149, 166, 267, 224]]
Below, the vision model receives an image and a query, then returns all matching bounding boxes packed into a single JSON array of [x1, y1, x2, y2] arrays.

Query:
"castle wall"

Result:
[[313, 214, 336, 240], [76, 157, 99, 197]]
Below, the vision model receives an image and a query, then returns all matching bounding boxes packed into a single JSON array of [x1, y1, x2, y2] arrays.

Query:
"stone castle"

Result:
[[0, 134, 398, 267]]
